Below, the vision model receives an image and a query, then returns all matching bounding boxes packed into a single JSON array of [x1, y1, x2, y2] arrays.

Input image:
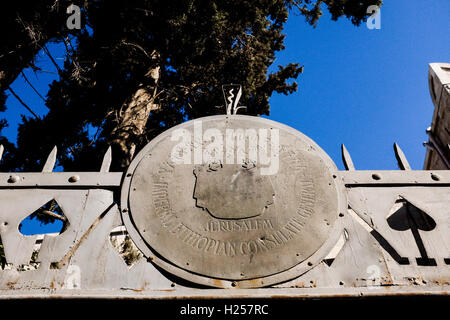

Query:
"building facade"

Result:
[[424, 63, 450, 169]]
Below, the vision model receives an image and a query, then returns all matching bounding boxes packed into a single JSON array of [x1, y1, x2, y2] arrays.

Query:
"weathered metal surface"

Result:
[[278, 186, 450, 291], [0, 286, 449, 300], [0, 143, 447, 297], [339, 170, 450, 185], [0, 78, 448, 297], [0, 172, 123, 187], [100, 146, 112, 173], [394, 143, 411, 170], [341, 144, 355, 171], [121, 115, 347, 286], [42, 146, 58, 173]]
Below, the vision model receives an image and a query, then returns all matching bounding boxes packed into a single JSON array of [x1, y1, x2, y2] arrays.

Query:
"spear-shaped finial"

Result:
[[42, 146, 57, 172], [100, 146, 112, 172], [341, 144, 355, 171], [394, 142, 411, 170]]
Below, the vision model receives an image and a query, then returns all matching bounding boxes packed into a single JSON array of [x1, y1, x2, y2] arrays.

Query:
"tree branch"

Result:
[[120, 41, 156, 61], [65, 36, 75, 52], [41, 210, 67, 222], [7, 86, 40, 119], [29, 64, 58, 75], [41, 45, 62, 74], [21, 71, 47, 103]]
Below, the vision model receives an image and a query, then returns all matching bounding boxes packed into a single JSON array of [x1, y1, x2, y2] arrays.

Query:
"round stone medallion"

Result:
[[121, 115, 346, 286]]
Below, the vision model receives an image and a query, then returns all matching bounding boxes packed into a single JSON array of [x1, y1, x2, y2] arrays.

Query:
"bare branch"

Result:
[[88, 126, 102, 146], [29, 64, 58, 75], [120, 41, 157, 61], [65, 36, 75, 52], [41, 45, 62, 74], [7, 86, 40, 119], [21, 71, 47, 103], [41, 210, 67, 222]]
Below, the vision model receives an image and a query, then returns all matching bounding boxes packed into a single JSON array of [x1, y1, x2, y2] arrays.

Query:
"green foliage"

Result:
[[0, 1, 85, 91], [291, 0, 382, 27], [0, 0, 382, 174], [30, 250, 39, 264], [120, 236, 142, 266], [111, 233, 142, 266]]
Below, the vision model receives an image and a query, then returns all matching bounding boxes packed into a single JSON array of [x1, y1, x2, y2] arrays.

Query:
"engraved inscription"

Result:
[[168, 222, 308, 257], [150, 147, 316, 258], [204, 219, 274, 232], [124, 116, 342, 281], [152, 161, 176, 229], [281, 146, 316, 229]]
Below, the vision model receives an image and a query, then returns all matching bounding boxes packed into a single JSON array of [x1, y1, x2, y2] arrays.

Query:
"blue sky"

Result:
[[268, 0, 449, 170], [3, 0, 450, 234]]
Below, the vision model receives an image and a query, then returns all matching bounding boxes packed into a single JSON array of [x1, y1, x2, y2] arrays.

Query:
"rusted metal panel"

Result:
[[0, 172, 123, 188], [339, 170, 449, 185], [0, 115, 448, 299], [347, 187, 450, 287]]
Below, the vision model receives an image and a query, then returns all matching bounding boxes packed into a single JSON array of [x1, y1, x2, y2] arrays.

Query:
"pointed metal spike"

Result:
[[0, 145, 4, 161], [100, 146, 112, 172], [341, 144, 355, 171], [394, 142, 411, 170], [42, 146, 57, 172]]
